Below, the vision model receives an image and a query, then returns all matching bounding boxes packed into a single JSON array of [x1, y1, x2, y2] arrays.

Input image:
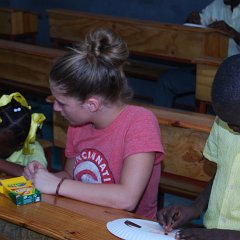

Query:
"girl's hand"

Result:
[[31, 168, 62, 195], [23, 160, 45, 180]]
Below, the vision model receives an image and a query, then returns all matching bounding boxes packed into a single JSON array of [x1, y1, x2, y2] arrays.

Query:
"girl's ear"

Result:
[[85, 97, 101, 112]]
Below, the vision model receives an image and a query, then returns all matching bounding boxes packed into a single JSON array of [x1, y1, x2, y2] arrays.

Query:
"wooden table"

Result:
[[0, 193, 138, 239]]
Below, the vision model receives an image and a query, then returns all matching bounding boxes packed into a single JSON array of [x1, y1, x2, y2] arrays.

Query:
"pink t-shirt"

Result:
[[65, 105, 164, 219]]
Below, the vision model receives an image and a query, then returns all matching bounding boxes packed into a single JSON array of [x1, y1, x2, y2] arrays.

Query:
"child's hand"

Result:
[[208, 20, 236, 38], [157, 204, 196, 233], [185, 11, 201, 24], [23, 160, 45, 180]]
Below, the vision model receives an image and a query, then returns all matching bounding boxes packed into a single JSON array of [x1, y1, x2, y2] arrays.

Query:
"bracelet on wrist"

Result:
[[55, 177, 67, 197]]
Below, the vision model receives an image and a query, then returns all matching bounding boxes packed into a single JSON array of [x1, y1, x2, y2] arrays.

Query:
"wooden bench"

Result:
[[47, 9, 228, 110], [150, 106, 216, 208], [0, 39, 164, 102], [0, 39, 162, 102], [195, 57, 223, 113], [124, 59, 166, 82], [47, 9, 228, 60], [0, 7, 38, 43], [0, 39, 65, 96], [38, 138, 53, 172], [48, 97, 216, 206]]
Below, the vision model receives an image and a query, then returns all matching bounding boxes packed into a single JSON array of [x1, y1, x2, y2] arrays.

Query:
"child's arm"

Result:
[[175, 227, 240, 240], [208, 20, 240, 44], [158, 176, 214, 233], [0, 159, 24, 176]]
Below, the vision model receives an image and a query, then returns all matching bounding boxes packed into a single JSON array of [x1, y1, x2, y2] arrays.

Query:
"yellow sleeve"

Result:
[[203, 117, 219, 163], [7, 141, 48, 167]]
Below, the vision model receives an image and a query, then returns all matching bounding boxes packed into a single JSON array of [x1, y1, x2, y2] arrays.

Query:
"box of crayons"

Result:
[[0, 176, 41, 206]]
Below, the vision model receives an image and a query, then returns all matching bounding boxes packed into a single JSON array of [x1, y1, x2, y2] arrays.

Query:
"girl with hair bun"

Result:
[[24, 28, 164, 219]]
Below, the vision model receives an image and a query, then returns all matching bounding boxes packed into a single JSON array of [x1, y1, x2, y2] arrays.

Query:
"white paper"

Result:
[[183, 23, 207, 29], [106, 218, 178, 240]]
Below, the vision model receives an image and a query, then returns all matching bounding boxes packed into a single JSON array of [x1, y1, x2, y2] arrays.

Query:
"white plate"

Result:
[[183, 23, 207, 29], [106, 218, 178, 240]]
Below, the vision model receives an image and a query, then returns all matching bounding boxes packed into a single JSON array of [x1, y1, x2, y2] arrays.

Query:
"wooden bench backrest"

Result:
[[0, 39, 65, 94], [47, 9, 228, 62], [0, 39, 157, 98], [142, 105, 216, 182], [0, 7, 38, 35], [195, 57, 223, 103]]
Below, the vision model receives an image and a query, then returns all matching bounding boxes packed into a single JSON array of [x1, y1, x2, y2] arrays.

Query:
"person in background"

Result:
[[24, 27, 164, 220], [158, 54, 240, 239], [0, 92, 47, 176], [155, 0, 240, 109]]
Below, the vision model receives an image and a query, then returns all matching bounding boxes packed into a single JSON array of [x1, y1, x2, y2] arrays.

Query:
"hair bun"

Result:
[[85, 27, 129, 68]]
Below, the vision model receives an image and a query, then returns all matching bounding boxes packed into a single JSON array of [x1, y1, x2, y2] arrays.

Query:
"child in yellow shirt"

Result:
[[158, 53, 240, 240]]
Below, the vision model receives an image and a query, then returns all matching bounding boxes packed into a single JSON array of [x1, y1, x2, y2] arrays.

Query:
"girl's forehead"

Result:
[[50, 83, 64, 95], [50, 86, 82, 104], [50, 82, 85, 104], [54, 94, 79, 105]]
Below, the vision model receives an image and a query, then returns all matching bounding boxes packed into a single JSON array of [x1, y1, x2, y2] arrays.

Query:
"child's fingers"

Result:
[[28, 162, 38, 174], [23, 167, 32, 180], [158, 209, 176, 233]]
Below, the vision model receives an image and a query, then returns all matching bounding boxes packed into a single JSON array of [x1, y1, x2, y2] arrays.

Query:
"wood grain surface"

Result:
[[47, 9, 228, 61], [0, 7, 38, 35], [0, 193, 138, 239], [0, 40, 65, 95]]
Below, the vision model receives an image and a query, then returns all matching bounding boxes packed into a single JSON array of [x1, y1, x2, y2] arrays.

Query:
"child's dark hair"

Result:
[[211, 54, 240, 124], [49, 27, 133, 103], [0, 99, 31, 148]]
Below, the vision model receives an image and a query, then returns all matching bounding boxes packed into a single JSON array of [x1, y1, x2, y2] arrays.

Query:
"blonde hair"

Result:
[[49, 27, 133, 103]]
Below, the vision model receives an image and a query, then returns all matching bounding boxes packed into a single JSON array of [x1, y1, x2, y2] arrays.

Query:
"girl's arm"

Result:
[[31, 152, 155, 211]]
